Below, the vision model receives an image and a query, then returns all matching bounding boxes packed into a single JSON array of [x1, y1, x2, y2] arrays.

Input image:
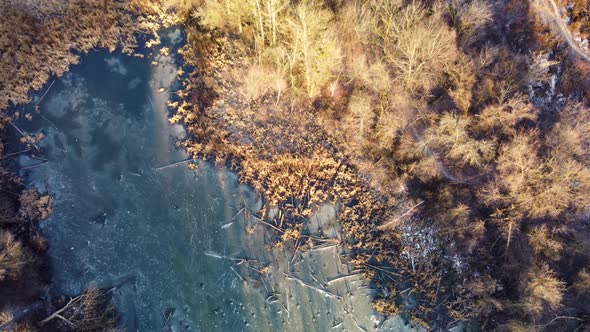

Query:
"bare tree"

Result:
[[375, 1, 457, 95], [286, 1, 341, 97], [40, 284, 119, 331], [421, 113, 496, 168], [0, 232, 28, 282], [523, 263, 565, 318]]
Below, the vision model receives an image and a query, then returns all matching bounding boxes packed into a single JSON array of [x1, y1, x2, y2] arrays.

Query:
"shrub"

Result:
[[523, 263, 565, 317], [0, 231, 27, 282], [449, 0, 493, 46], [375, 1, 458, 95], [197, 0, 254, 33], [528, 225, 562, 261], [421, 112, 495, 168], [484, 131, 590, 222], [573, 269, 590, 296], [240, 64, 286, 102], [18, 189, 53, 221]]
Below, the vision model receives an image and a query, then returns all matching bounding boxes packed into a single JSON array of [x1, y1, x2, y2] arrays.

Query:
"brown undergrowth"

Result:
[[0, 119, 57, 331], [173, 24, 443, 328], [176, 25, 391, 246], [170, 1, 590, 330], [558, 0, 589, 41], [0, 0, 184, 110]]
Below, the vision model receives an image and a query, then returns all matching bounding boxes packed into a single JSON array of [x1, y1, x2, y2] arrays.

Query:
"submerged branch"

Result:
[[0, 148, 31, 160], [19, 160, 48, 170]]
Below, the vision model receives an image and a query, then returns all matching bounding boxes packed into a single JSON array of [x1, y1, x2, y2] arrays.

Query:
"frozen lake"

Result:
[[14, 29, 421, 332]]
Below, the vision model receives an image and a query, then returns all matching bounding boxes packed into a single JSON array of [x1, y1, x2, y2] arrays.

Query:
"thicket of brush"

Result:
[[168, 0, 590, 330]]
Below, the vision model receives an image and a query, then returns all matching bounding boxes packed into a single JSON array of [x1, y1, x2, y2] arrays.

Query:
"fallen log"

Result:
[[39, 296, 82, 326]]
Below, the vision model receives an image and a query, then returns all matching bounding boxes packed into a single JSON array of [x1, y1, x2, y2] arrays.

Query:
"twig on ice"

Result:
[[327, 273, 362, 285], [35, 80, 55, 107], [9, 121, 41, 152], [282, 272, 341, 299], [0, 148, 31, 161], [155, 158, 192, 171], [230, 266, 247, 283]]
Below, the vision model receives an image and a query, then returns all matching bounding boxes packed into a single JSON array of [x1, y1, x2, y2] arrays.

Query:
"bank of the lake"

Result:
[[6, 29, 421, 331]]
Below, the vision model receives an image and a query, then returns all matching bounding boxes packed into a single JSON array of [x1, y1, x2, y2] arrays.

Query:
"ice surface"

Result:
[[15, 33, 422, 332]]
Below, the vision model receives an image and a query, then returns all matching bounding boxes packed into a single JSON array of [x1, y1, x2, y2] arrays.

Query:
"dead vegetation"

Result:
[[0, 0, 185, 110], [1, 0, 590, 330], [39, 284, 119, 331], [558, 0, 590, 45], [170, 0, 590, 329], [0, 231, 28, 282]]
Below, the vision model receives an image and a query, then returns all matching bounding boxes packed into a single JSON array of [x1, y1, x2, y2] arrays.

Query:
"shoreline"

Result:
[[0, 1, 174, 330], [2, 45, 409, 330], [2, 0, 590, 331], [172, 23, 435, 327], [0, 3, 514, 330]]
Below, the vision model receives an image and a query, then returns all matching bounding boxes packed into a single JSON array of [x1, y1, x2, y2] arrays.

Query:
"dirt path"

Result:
[[534, 0, 590, 62]]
